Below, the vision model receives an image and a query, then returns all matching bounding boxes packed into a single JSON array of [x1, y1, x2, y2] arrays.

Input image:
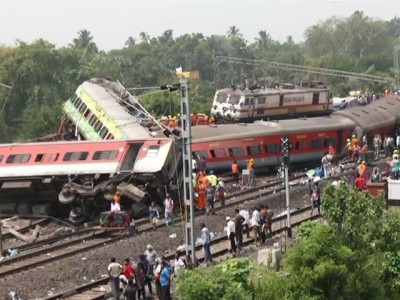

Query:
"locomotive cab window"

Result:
[[210, 149, 227, 158], [6, 154, 31, 164], [228, 147, 245, 157], [247, 145, 261, 156], [93, 150, 119, 160], [265, 144, 279, 153], [311, 139, 323, 149], [258, 97, 266, 105], [146, 145, 160, 157], [63, 152, 89, 161], [324, 138, 336, 147]]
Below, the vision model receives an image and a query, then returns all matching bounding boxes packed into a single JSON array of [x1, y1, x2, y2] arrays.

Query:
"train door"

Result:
[[249, 97, 255, 118], [337, 130, 344, 154], [312, 92, 320, 105], [120, 143, 143, 172]]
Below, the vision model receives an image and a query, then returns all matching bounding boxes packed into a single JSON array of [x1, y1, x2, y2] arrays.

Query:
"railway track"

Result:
[[0, 229, 125, 278], [1, 217, 50, 240], [45, 205, 321, 300]]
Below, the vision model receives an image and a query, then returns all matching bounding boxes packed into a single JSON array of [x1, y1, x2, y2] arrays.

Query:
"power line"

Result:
[[214, 55, 394, 85]]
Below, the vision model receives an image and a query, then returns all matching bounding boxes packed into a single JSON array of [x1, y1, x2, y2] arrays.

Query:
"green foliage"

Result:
[[176, 258, 252, 300]]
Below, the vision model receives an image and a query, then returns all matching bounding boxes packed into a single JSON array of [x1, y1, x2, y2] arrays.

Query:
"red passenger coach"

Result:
[[0, 139, 176, 217], [191, 115, 355, 171]]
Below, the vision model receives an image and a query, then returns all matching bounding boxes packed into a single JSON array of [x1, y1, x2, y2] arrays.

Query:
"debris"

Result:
[[30, 225, 41, 242], [82, 257, 87, 261], [5, 228, 33, 242]]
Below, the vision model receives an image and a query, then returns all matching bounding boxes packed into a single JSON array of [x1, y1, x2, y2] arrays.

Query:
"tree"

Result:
[[125, 36, 136, 48], [139, 32, 150, 44], [227, 26, 242, 40], [255, 30, 270, 49], [71, 29, 98, 54]]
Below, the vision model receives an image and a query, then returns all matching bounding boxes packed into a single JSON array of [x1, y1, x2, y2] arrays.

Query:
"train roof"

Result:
[[332, 98, 397, 132], [191, 115, 354, 142], [216, 85, 329, 96], [368, 95, 400, 122], [80, 80, 161, 141], [0, 139, 135, 149]]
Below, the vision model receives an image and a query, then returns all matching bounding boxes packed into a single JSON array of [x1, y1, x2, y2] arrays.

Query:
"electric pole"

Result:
[[281, 137, 292, 238], [179, 80, 196, 264]]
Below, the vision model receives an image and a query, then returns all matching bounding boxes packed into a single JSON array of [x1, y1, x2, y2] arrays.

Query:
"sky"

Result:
[[0, 0, 398, 51]]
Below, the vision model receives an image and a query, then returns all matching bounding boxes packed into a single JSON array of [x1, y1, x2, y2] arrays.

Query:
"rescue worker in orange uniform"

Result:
[[194, 171, 207, 210], [247, 159, 255, 186], [113, 191, 122, 204], [358, 161, 367, 179], [352, 140, 360, 162], [231, 160, 240, 185]]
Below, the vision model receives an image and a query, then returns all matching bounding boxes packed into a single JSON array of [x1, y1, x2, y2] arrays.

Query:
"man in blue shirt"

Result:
[[160, 261, 172, 300]]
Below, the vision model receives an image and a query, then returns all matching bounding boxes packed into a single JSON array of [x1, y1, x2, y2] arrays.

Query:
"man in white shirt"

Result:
[[110, 199, 121, 212], [239, 209, 250, 238], [108, 257, 123, 299], [164, 193, 174, 227], [250, 208, 261, 244], [173, 252, 186, 275], [226, 217, 236, 253]]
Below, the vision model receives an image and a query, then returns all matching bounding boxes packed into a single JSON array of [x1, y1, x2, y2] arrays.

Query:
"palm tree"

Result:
[[71, 29, 98, 54], [227, 26, 242, 39], [139, 32, 150, 44], [255, 30, 270, 48], [125, 36, 136, 48]]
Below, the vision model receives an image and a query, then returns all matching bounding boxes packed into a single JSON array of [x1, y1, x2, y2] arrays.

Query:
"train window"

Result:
[[93, 150, 119, 160], [6, 154, 31, 164], [0, 154, 3, 163], [210, 149, 226, 158], [258, 97, 266, 105], [74, 98, 82, 109], [63, 152, 89, 161], [35, 153, 59, 163], [311, 139, 323, 149], [245, 98, 249, 106], [265, 144, 278, 153], [78, 103, 87, 114], [228, 147, 245, 157], [83, 108, 91, 119], [295, 142, 305, 150], [89, 115, 98, 126], [194, 151, 209, 160], [70, 94, 78, 104], [247, 145, 261, 156], [216, 93, 227, 104], [94, 121, 103, 132], [324, 138, 336, 147], [228, 95, 240, 105], [99, 127, 109, 139], [250, 98, 254, 105], [147, 146, 160, 157], [106, 133, 114, 140]]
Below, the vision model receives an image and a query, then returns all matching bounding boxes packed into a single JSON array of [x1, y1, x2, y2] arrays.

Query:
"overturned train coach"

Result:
[[0, 139, 181, 219]]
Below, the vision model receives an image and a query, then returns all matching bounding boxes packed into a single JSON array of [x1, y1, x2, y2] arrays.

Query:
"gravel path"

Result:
[[0, 179, 316, 299]]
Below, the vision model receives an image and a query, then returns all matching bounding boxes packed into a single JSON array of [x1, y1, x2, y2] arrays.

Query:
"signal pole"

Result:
[[281, 137, 292, 238], [179, 79, 196, 265]]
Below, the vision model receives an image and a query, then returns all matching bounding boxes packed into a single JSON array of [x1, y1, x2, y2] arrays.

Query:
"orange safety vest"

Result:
[[232, 163, 239, 174]]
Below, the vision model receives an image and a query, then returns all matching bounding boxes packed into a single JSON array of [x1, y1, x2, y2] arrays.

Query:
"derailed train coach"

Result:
[[0, 138, 181, 218]]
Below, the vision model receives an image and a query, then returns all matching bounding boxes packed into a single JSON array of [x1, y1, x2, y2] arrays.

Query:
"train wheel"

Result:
[[59, 188, 76, 204]]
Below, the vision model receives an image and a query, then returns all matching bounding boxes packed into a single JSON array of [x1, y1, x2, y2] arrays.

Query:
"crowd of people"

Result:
[[107, 244, 199, 300]]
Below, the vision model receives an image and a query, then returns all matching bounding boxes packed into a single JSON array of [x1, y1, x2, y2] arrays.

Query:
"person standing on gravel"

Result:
[[234, 208, 245, 250], [108, 257, 123, 300], [201, 223, 213, 263], [149, 201, 160, 230], [145, 244, 158, 275], [164, 193, 175, 227]]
